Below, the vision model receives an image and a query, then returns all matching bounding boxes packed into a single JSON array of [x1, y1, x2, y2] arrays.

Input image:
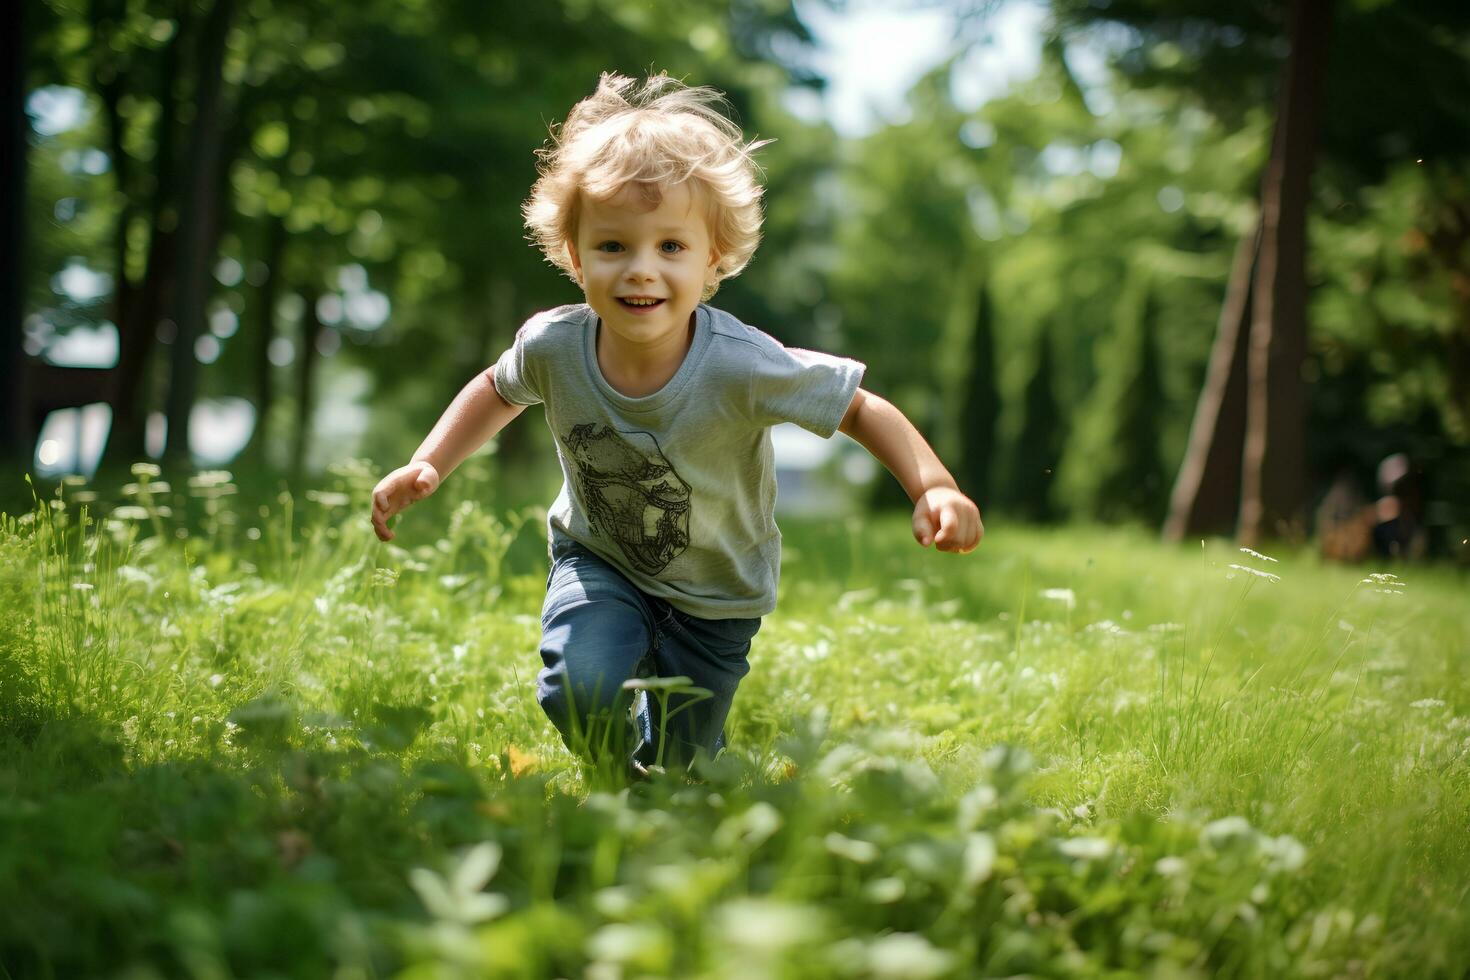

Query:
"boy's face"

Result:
[[567, 181, 720, 351]]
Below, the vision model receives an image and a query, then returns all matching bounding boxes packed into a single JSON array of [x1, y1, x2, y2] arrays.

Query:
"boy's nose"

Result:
[[624, 246, 662, 279]]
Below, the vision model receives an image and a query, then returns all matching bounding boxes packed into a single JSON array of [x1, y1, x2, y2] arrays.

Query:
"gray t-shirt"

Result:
[[493, 302, 866, 619]]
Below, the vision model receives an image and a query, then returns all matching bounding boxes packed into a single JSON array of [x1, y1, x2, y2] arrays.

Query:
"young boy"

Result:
[[370, 72, 982, 778]]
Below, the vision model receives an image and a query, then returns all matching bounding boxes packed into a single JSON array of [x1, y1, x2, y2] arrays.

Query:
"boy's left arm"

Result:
[[838, 388, 984, 553]]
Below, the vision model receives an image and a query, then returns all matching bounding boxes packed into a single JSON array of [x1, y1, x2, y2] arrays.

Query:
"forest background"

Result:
[[5, 0, 1469, 557]]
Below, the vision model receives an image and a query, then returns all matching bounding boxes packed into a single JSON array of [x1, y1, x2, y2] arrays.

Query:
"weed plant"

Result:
[[1, 462, 1467, 978]]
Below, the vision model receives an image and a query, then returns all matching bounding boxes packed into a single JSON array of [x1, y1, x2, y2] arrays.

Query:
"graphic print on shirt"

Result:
[[564, 423, 691, 576]]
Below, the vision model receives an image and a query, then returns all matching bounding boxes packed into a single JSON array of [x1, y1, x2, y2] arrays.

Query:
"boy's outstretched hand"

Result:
[[912, 486, 983, 553], [371, 461, 441, 541]]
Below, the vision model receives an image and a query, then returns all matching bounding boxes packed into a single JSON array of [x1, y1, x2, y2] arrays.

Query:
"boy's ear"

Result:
[[566, 240, 583, 281]]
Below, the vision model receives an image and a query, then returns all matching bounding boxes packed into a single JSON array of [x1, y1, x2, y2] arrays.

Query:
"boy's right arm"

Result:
[[371, 366, 527, 541]]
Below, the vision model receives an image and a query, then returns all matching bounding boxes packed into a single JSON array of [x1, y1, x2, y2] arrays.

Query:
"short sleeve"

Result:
[[750, 345, 866, 438], [491, 324, 543, 407]]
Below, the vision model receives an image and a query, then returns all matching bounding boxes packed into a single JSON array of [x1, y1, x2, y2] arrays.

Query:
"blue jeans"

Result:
[[536, 536, 762, 770]]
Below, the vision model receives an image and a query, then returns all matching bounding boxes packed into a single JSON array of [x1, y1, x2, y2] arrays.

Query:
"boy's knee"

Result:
[[537, 667, 639, 761], [536, 665, 628, 728]]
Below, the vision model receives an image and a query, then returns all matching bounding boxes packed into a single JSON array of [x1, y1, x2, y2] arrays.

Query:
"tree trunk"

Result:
[[1423, 180, 1470, 439], [1163, 223, 1259, 540], [1, 0, 27, 463], [292, 288, 322, 480], [163, 0, 236, 464], [958, 284, 999, 507], [90, 0, 139, 370], [1238, 0, 1334, 546], [107, 14, 185, 464], [246, 215, 287, 465]]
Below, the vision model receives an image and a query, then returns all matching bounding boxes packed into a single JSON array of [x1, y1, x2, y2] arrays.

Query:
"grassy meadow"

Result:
[[2, 461, 1468, 978]]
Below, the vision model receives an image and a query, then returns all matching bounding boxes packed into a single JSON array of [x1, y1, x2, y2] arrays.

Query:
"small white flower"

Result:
[[1040, 588, 1076, 611], [1227, 563, 1281, 582], [305, 490, 350, 508], [866, 933, 954, 980], [1086, 619, 1125, 634], [1262, 834, 1307, 873], [1058, 836, 1112, 860], [862, 877, 905, 903], [1411, 698, 1446, 709], [1202, 816, 1254, 849], [1154, 856, 1188, 877], [1360, 572, 1407, 594], [961, 832, 996, 890], [824, 833, 879, 864]]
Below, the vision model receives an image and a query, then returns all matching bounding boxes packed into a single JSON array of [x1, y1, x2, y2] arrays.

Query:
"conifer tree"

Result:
[[1060, 282, 1168, 522], [958, 285, 999, 506], [1010, 323, 1063, 522]]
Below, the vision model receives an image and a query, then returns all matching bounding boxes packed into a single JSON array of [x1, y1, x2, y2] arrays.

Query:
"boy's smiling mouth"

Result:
[[617, 297, 666, 310]]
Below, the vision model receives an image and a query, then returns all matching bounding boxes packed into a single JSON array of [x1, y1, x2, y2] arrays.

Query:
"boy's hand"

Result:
[[371, 461, 441, 541], [912, 486, 983, 553]]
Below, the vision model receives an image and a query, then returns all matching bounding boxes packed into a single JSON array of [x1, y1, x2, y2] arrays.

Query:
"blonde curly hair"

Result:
[[523, 72, 771, 301]]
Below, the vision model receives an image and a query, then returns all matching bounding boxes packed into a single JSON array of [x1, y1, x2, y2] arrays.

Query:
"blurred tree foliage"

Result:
[[12, 0, 1470, 556], [823, 0, 1468, 550], [830, 36, 1254, 523], [1041, 0, 1470, 546], [15, 0, 835, 478], [1059, 280, 1168, 522]]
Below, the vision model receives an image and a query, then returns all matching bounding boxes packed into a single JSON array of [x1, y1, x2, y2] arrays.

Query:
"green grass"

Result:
[[2, 462, 1468, 978]]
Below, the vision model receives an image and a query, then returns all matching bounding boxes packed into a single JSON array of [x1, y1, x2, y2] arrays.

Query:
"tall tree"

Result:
[[1009, 322, 1064, 522], [1052, 0, 1470, 543], [1060, 280, 1168, 522], [958, 284, 999, 505], [163, 0, 236, 463], [291, 284, 321, 480], [108, 5, 186, 462], [244, 213, 287, 465], [1163, 224, 1258, 540], [1, 0, 26, 463], [1111, 0, 1333, 543], [1237, 0, 1333, 544], [19, 0, 826, 479]]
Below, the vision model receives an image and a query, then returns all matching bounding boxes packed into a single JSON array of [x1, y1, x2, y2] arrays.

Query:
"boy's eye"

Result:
[[597, 242, 623, 253], [660, 241, 684, 254]]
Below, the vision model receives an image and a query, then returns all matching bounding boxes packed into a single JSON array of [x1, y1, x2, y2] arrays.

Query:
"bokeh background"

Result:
[[5, 0, 1469, 558]]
